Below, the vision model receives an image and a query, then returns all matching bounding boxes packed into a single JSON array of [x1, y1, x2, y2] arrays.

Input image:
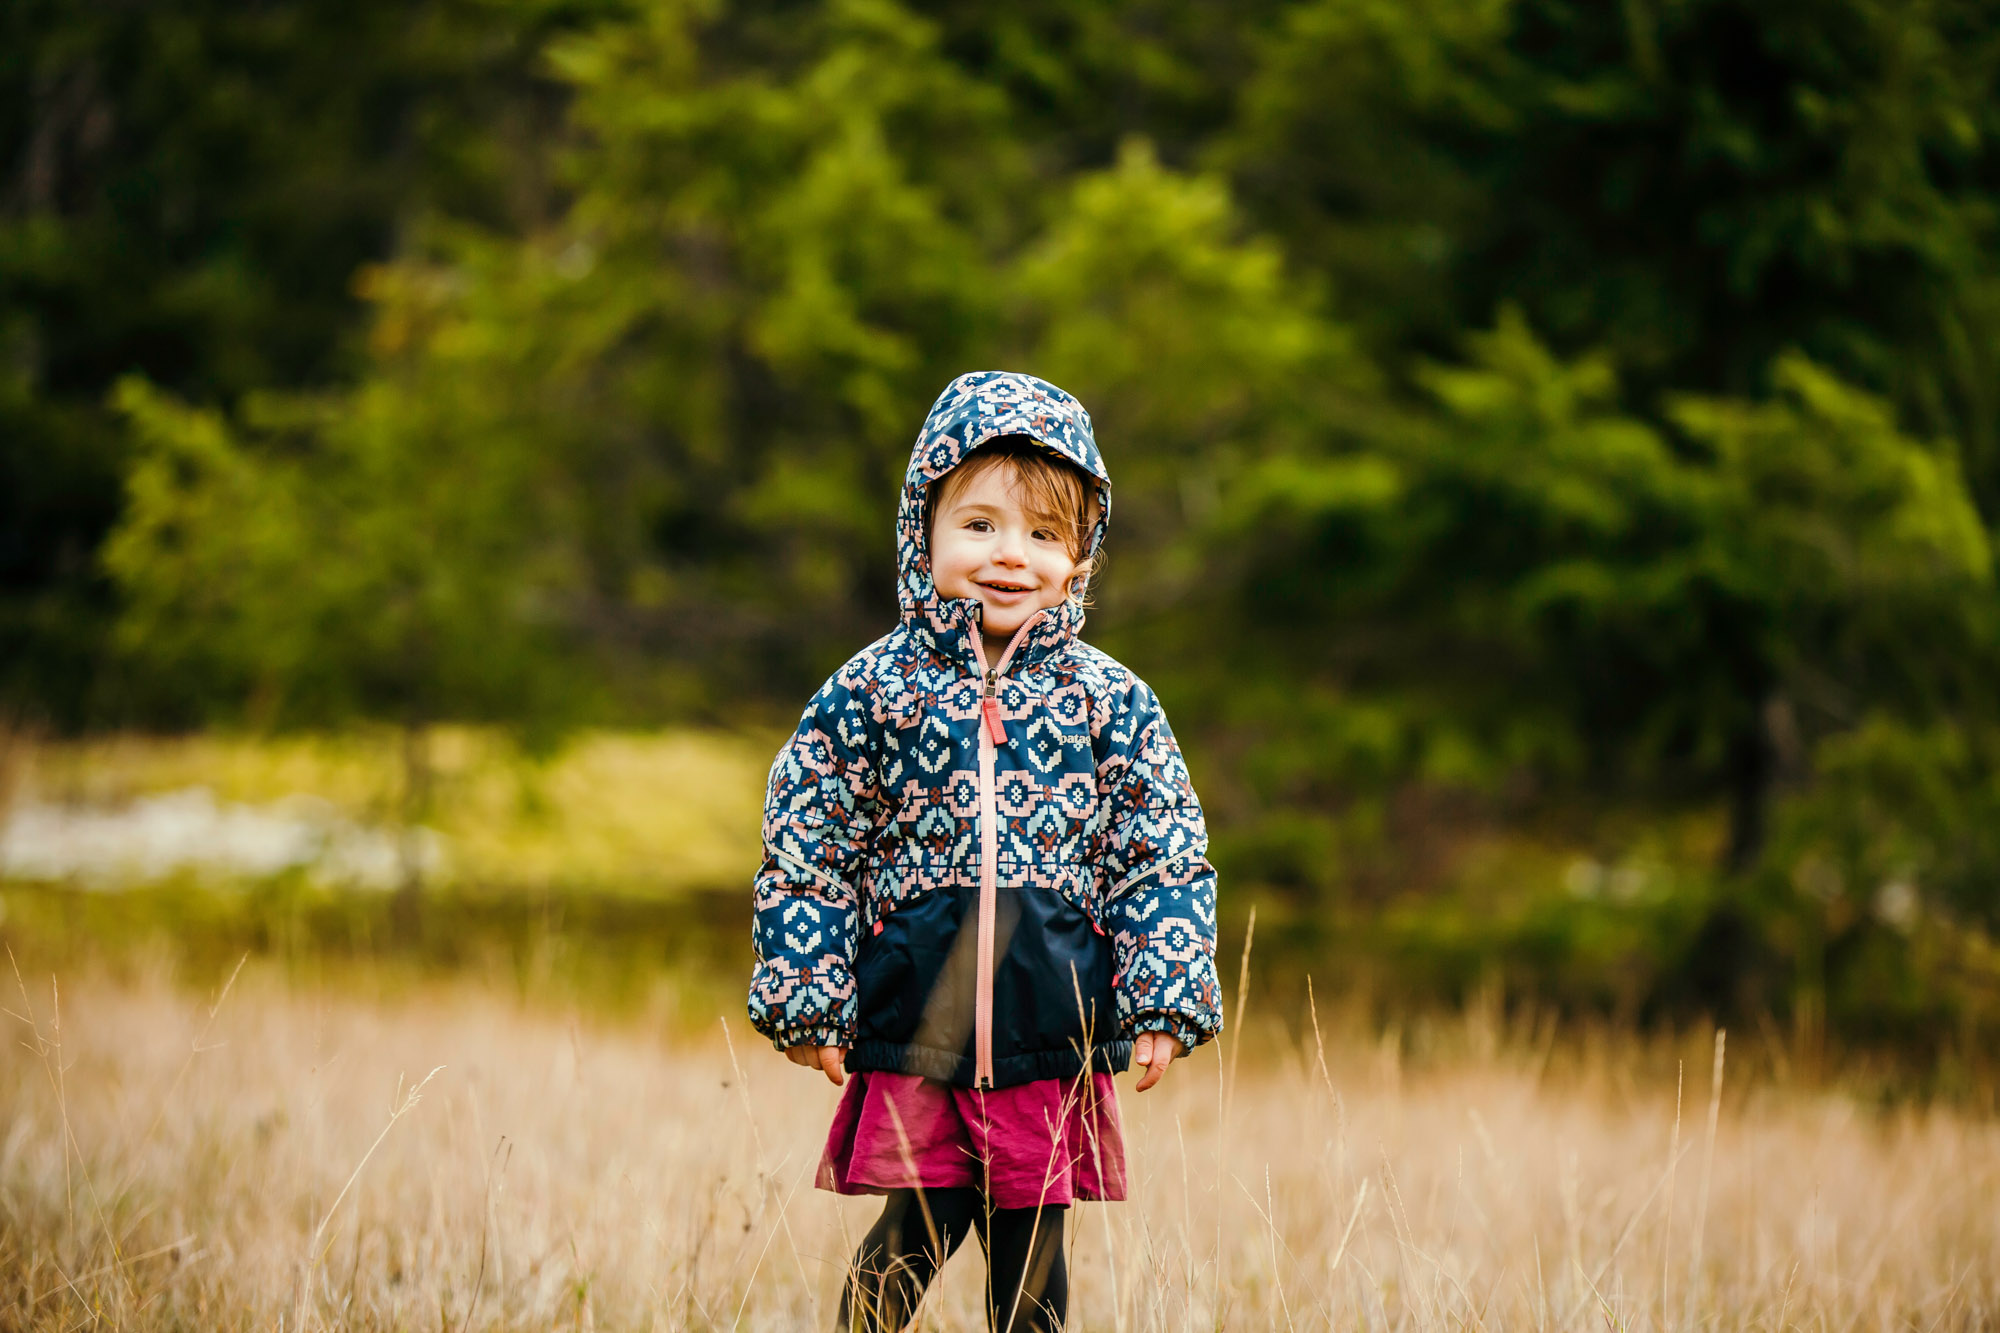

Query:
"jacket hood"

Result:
[[898, 370, 1111, 668]]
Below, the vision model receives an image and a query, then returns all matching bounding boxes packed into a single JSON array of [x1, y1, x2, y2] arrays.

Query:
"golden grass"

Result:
[[3, 960, 1996, 1331]]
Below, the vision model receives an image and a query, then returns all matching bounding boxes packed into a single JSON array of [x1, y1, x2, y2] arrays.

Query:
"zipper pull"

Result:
[[981, 668, 1006, 745]]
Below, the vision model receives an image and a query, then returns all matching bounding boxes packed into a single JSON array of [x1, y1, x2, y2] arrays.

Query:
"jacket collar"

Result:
[[896, 371, 1112, 674]]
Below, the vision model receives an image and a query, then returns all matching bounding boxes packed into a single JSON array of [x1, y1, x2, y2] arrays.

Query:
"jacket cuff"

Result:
[[747, 956, 856, 1052], [761, 1020, 853, 1053], [1127, 1010, 1209, 1053]]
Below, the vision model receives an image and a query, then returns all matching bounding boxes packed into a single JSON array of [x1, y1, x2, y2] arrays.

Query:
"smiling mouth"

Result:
[[977, 581, 1035, 594]]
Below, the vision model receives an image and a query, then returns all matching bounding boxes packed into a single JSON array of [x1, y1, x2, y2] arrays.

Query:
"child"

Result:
[[749, 371, 1222, 1331]]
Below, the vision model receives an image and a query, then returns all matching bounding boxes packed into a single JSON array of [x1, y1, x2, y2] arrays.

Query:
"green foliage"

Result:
[[10, 0, 2000, 1040], [1673, 354, 1993, 728], [104, 380, 309, 713], [1, 0, 588, 724], [1226, 0, 2000, 452], [1193, 311, 1996, 880], [105, 266, 596, 741], [391, 0, 1033, 697], [1015, 139, 1371, 639], [1779, 717, 2000, 932]]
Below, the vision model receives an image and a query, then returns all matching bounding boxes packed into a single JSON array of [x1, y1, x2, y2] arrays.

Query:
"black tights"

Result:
[[839, 1188, 1067, 1331]]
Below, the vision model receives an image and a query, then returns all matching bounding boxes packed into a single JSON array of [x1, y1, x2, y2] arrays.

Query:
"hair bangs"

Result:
[[930, 437, 1100, 565]]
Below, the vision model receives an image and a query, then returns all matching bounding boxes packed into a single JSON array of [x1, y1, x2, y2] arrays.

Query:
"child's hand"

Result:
[[1132, 1030, 1185, 1091], [786, 1044, 847, 1086]]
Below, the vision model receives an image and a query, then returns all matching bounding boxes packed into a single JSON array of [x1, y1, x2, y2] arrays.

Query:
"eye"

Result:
[[1033, 529, 1060, 543], [965, 518, 993, 532]]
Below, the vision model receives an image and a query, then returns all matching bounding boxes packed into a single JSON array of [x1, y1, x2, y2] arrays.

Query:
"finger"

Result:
[[820, 1045, 847, 1087], [1138, 1033, 1179, 1092], [1136, 1042, 1166, 1091], [786, 1046, 811, 1068], [1133, 1032, 1153, 1068]]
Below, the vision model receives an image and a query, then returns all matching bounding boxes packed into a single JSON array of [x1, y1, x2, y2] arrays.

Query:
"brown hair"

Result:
[[928, 436, 1101, 572]]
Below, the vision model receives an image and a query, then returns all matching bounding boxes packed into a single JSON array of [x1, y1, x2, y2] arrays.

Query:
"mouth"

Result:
[[976, 580, 1036, 596]]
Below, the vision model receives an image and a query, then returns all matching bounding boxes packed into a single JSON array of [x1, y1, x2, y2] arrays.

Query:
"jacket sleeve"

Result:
[[747, 673, 882, 1051], [1096, 677, 1223, 1052]]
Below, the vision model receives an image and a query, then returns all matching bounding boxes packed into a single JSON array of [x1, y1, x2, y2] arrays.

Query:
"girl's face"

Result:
[[930, 463, 1085, 641]]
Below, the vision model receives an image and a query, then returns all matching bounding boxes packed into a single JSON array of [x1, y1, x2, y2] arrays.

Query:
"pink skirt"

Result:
[[817, 1071, 1127, 1209]]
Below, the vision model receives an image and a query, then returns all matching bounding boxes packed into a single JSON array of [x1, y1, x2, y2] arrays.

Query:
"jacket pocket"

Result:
[[855, 881, 973, 1051], [992, 875, 1117, 1059]]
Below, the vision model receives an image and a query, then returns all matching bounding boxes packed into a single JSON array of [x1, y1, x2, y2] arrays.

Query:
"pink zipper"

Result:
[[968, 610, 1043, 1089]]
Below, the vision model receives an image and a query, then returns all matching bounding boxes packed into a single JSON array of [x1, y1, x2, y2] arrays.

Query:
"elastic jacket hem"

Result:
[[850, 1037, 1133, 1089]]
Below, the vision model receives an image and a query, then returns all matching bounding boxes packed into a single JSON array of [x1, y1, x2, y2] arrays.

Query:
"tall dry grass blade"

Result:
[[1305, 969, 1350, 1198], [1572, 1252, 1620, 1332], [120, 952, 247, 1198], [1327, 1178, 1368, 1297], [6, 951, 71, 1236], [1532, 1232, 1548, 1333], [1774, 1258, 1800, 1332], [1559, 1148, 1583, 1315], [1686, 1029, 1725, 1329], [728, 1154, 814, 1332], [1376, 1147, 1445, 1328], [717, 1015, 816, 1312], [1223, 904, 1256, 1125], [1305, 975, 1332, 1096], [1067, 956, 1122, 1333], [1174, 1111, 1196, 1331], [1266, 1166, 1297, 1330], [8, 950, 136, 1311], [472, 1083, 511, 1293], [456, 1136, 510, 1333], [1662, 1058, 1684, 1328], [1226, 1168, 1312, 1325], [1557, 1135, 1697, 1329], [1391, 1196, 1491, 1331], [1207, 904, 1257, 1332], [27, 1234, 195, 1309], [294, 1064, 444, 1331]]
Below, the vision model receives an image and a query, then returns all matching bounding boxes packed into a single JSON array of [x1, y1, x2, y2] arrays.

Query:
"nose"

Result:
[[993, 526, 1029, 566]]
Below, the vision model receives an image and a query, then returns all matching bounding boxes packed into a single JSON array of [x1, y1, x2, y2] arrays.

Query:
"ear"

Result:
[[1067, 558, 1094, 600]]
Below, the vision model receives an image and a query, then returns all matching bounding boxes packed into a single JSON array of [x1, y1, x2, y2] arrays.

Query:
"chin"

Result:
[[979, 604, 1030, 635]]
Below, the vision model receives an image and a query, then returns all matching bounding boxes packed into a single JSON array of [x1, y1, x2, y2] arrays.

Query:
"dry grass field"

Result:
[[2, 957, 1996, 1332]]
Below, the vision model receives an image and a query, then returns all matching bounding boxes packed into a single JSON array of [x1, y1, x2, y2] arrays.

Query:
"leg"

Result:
[[838, 1188, 979, 1331], [976, 1203, 1069, 1332]]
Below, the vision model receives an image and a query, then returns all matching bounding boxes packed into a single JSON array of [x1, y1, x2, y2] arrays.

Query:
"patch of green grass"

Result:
[[8, 726, 780, 895], [0, 878, 752, 1022]]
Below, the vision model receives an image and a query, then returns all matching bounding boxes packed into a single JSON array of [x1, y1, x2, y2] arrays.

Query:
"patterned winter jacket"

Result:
[[747, 370, 1222, 1089]]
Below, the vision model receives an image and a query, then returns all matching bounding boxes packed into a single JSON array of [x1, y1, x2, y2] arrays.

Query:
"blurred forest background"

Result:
[[6, 0, 2000, 1072]]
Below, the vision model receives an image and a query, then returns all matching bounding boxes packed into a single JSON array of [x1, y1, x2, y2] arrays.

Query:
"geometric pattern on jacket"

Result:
[[747, 370, 1223, 1075]]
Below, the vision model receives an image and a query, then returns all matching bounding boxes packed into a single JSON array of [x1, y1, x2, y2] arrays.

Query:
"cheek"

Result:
[[929, 534, 975, 588]]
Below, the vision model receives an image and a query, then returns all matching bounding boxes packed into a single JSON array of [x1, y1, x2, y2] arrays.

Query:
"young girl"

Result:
[[749, 371, 1222, 1331]]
